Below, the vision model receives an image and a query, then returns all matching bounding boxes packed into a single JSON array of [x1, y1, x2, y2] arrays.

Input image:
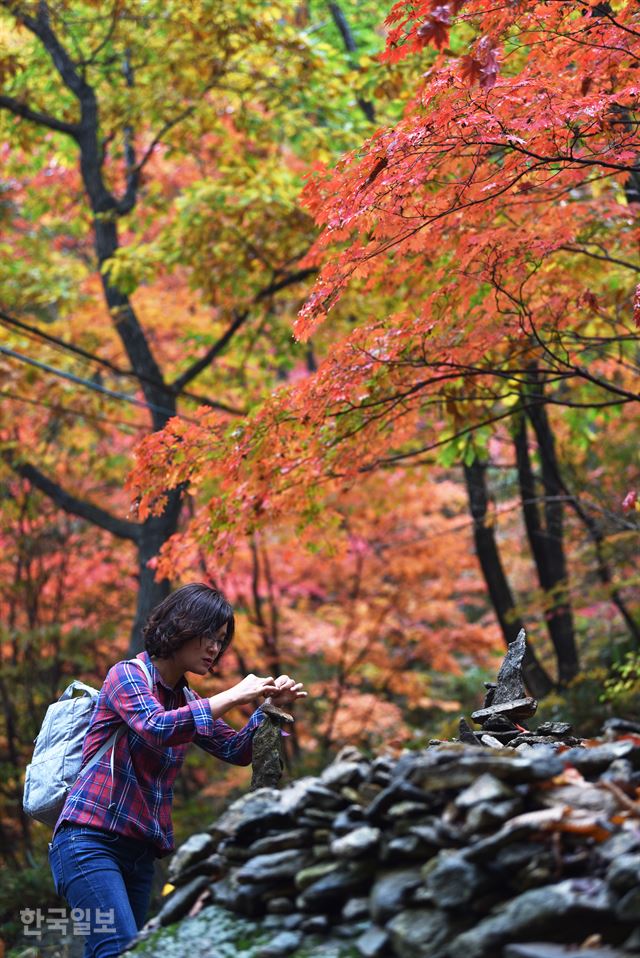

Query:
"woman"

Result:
[[48, 582, 306, 958]]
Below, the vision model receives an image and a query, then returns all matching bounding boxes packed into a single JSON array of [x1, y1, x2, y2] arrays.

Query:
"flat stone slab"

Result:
[[471, 697, 538, 724]]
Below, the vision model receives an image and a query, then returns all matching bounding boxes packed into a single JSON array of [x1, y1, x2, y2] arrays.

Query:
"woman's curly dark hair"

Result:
[[143, 583, 235, 660]]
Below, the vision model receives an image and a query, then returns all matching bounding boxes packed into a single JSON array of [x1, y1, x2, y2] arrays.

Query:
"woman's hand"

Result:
[[208, 674, 279, 719], [267, 674, 308, 706], [230, 673, 280, 706]]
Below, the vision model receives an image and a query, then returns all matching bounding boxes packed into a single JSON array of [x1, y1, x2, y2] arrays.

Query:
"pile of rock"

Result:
[[144, 737, 640, 957], [128, 635, 640, 958], [455, 631, 582, 752]]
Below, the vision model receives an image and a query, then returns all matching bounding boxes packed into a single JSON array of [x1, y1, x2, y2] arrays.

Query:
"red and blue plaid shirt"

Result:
[[53, 651, 265, 856]]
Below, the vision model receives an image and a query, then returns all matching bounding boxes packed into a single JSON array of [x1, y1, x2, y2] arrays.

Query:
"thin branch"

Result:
[[171, 267, 317, 391], [558, 245, 640, 274], [5, 456, 140, 542], [0, 93, 79, 136], [172, 311, 249, 392]]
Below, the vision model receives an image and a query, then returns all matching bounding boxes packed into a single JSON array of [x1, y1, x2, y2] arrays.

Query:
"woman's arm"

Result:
[[193, 709, 266, 766], [207, 673, 279, 719], [103, 661, 215, 746]]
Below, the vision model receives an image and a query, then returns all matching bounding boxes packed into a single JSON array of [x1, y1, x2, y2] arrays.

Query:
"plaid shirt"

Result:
[[53, 651, 264, 856]]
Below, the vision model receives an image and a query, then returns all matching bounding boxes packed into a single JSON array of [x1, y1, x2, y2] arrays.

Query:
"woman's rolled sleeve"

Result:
[[194, 706, 265, 766]]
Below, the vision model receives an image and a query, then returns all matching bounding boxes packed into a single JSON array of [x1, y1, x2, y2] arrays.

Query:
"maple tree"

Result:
[[129, 0, 640, 688], [0, 0, 394, 649]]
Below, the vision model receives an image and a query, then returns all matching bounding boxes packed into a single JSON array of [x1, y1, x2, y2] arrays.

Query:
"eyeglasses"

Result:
[[201, 636, 225, 652]]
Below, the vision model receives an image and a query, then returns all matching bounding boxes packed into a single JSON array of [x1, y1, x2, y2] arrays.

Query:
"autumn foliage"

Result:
[[0, 4, 639, 895], [129, 0, 639, 678]]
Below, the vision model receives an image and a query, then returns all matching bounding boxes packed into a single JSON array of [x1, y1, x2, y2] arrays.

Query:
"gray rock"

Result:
[[455, 772, 515, 809], [425, 852, 489, 908], [336, 920, 369, 939], [600, 758, 634, 783], [300, 914, 330, 933], [409, 750, 564, 791], [236, 848, 312, 884], [278, 776, 326, 816], [331, 826, 380, 859], [464, 810, 565, 864], [458, 717, 481, 745], [598, 830, 640, 863], [487, 841, 550, 879], [409, 822, 454, 847], [321, 761, 369, 789], [615, 886, 640, 921], [266, 897, 294, 914], [169, 852, 224, 889], [471, 697, 538, 724], [465, 797, 522, 832], [247, 829, 310, 856], [211, 875, 274, 918], [305, 782, 351, 810], [386, 907, 460, 958], [537, 783, 618, 816], [607, 853, 640, 891], [492, 630, 531, 706], [168, 832, 216, 882], [332, 805, 367, 835], [624, 927, 640, 952], [295, 861, 340, 891], [156, 875, 210, 927], [449, 878, 615, 958], [387, 800, 432, 819], [256, 930, 304, 958], [480, 733, 506, 749], [369, 867, 423, 923], [251, 709, 288, 791], [603, 717, 640, 735], [297, 864, 371, 911], [209, 788, 290, 845], [342, 897, 369, 920], [355, 925, 389, 958], [381, 832, 438, 864], [365, 780, 432, 824], [535, 722, 573, 736], [562, 741, 637, 775]]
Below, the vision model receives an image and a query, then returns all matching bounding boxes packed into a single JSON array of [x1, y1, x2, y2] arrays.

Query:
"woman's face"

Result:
[[177, 623, 228, 675]]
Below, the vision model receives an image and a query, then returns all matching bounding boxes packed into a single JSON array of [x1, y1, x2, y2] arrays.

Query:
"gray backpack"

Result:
[[23, 658, 153, 827]]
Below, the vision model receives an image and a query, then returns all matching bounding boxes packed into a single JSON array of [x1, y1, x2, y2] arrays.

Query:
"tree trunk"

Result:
[[129, 490, 182, 654], [514, 411, 579, 685], [463, 459, 553, 697]]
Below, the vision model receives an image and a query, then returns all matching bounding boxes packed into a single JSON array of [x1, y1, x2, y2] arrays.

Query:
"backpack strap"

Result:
[[81, 658, 154, 810], [58, 680, 98, 701]]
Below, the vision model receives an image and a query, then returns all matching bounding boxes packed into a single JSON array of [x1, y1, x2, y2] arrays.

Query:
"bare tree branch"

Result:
[[172, 267, 317, 392], [0, 93, 79, 136], [5, 457, 140, 542]]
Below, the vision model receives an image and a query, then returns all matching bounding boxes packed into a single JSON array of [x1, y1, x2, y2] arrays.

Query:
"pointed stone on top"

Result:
[[492, 629, 528, 706], [471, 630, 538, 726]]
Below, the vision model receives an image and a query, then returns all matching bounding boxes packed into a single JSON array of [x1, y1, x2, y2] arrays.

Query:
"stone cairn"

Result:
[[144, 632, 640, 958]]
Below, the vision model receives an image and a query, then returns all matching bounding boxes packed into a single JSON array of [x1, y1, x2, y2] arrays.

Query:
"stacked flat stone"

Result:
[[152, 734, 640, 958]]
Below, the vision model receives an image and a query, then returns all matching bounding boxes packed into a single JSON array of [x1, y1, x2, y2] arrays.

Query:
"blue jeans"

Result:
[[48, 823, 156, 958]]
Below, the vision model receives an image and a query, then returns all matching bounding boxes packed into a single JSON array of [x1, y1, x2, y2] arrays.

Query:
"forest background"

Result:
[[0, 0, 638, 948]]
